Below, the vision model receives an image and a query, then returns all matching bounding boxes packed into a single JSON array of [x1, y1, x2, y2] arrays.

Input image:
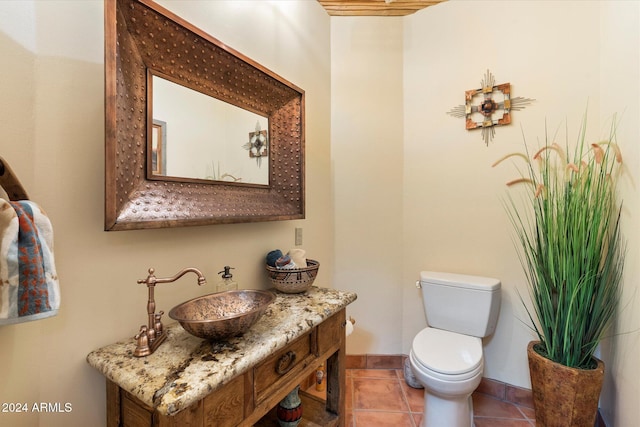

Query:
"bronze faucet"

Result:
[[133, 267, 207, 357]]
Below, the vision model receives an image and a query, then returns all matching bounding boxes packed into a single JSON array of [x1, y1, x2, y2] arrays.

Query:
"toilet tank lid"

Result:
[[420, 271, 501, 291]]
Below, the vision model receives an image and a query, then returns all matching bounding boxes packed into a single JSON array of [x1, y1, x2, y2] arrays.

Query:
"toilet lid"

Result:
[[412, 328, 482, 375]]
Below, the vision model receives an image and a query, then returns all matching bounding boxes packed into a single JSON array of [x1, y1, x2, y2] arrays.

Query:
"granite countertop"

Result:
[[87, 286, 357, 416]]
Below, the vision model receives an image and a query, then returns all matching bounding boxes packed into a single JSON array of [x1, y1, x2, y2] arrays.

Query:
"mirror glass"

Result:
[[151, 75, 269, 186]]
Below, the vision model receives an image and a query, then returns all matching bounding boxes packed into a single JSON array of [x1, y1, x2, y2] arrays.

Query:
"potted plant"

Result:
[[493, 116, 625, 427]]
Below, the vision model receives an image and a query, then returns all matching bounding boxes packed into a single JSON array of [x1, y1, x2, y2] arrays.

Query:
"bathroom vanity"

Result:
[[87, 287, 357, 427]]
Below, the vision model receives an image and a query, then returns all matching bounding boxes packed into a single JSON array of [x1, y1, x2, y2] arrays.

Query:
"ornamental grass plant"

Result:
[[493, 116, 625, 369]]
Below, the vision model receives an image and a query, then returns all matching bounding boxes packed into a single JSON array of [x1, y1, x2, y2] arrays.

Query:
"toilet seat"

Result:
[[411, 327, 483, 381]]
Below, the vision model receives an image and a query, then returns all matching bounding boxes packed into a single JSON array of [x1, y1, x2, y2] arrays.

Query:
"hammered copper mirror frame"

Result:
[[105, 0, 305, 230]]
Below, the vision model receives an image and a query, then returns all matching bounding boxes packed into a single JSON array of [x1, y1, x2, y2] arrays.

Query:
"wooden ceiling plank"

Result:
[[317, 0, 446, 16]]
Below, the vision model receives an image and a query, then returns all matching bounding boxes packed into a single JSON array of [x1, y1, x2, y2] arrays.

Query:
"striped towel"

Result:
[[0, 200, 60, 324]]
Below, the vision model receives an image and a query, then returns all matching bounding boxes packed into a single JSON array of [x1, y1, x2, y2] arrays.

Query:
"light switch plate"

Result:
[[295, 228, 303, 246]]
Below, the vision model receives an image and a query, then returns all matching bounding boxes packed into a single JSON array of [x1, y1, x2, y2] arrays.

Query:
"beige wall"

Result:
[[332, 1, 639, 425], [598, 3, 640, 425], [1, 0, 639, 426], [331, 17, 405, 354], [0, 1, 331, 426]]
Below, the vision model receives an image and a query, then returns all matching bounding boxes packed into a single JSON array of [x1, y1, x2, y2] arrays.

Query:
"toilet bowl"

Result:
[[411, 271, 501, 427], [410, 327, 484, 427]]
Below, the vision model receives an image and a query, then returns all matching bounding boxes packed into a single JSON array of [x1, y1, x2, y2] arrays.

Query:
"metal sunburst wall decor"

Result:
[[447, 70, 534, 146], [243, 121, 269, 167]]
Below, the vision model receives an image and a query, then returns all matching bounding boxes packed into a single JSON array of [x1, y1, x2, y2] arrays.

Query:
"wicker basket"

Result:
[[266, 259, 319, 293]]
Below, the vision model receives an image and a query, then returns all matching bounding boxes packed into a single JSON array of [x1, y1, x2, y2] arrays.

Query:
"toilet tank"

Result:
[[419, 271, 501, 338]]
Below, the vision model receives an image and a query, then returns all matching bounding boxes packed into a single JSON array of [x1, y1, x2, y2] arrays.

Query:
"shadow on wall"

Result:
[[346, 321, 376, 355], [0, 31, 36, 173]]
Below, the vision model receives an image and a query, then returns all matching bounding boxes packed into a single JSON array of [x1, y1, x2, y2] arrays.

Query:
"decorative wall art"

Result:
[[243, 121, 269, 167], [447, 70, 534, 145]]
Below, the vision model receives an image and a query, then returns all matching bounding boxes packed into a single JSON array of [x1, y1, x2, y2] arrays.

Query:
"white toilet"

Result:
[[409, 271, 501, 427]]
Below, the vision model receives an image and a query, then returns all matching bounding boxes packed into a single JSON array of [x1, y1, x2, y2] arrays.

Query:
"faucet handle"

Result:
[[134, 325, 151, 357], [138, 268, 157, 285], [154, 311, 164, 335]]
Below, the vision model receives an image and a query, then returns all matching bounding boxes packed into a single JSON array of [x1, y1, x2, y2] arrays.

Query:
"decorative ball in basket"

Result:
[[266, 260, 320, 294]]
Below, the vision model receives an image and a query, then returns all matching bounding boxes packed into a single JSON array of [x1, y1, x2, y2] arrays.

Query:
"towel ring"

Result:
[[0, 156, 29, 201]]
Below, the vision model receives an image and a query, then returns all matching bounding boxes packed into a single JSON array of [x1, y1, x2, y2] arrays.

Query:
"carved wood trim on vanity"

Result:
[[106, 309, 347, 427]]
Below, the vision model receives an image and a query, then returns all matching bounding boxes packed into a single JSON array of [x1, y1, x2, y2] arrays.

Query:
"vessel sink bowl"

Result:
[[168, 290, 275, 341]]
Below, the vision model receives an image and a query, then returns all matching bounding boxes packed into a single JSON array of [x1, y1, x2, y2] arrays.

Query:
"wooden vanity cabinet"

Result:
[[106, 309, 346, 427]]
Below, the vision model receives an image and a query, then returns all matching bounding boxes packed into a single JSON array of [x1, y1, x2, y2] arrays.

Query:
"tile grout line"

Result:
[[515, 404, 534, 421], [395, 370, 419, 427], [350, 369, 418, 426], [347, 374, 356, 427]]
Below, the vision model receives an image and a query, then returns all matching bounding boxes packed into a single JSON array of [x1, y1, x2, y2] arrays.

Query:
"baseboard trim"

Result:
[[475, 376, 533, 409], [346, 354, 404, 370], [346, 354, 607, 426]]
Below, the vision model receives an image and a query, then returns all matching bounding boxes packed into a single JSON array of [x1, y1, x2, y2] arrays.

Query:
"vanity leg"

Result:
[[106, 380, 121, 427], [325, 337, 346, 426]]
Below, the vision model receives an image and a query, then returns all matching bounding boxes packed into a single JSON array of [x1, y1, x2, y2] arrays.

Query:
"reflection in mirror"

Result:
[[151, 119, 167, 175], [151, 75, 269, 186]]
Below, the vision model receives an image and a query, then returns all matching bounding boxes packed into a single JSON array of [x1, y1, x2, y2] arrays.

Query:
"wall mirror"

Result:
[[105, 0, 305, 230]]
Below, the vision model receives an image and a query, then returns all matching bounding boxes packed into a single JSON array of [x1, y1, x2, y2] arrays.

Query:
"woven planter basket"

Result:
[[527, 341, 604, 427], [265, 259, 319, 294]]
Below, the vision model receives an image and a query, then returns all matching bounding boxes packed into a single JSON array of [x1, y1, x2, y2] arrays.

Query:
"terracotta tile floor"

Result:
[[307, 368, 536, 426]]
